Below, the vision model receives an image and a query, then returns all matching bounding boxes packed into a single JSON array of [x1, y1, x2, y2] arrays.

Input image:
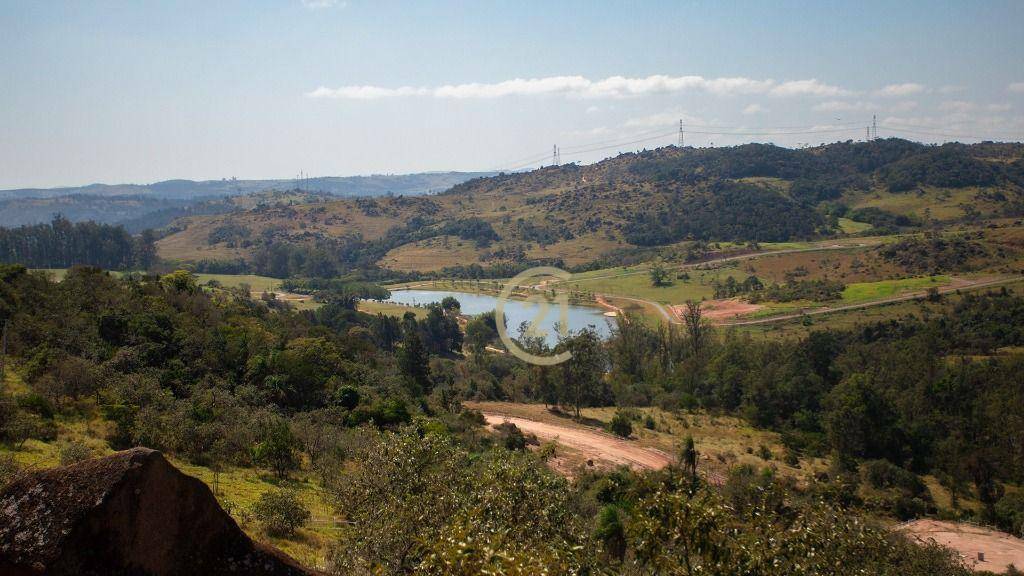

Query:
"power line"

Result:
[[880, 125, 1024, 141]]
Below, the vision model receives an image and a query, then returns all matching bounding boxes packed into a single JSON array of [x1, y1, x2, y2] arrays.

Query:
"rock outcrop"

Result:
[[0, 448, 318, 576]]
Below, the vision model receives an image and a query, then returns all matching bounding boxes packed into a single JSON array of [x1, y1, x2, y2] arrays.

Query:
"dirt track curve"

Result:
[[481, 412, 673, 471]]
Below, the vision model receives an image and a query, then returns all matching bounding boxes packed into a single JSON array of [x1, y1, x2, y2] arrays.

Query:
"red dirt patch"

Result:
[[675, 298, 763, 321], [899, 519, 1024, 573]]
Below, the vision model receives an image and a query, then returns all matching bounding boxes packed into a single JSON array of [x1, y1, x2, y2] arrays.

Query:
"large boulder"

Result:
[[0, 448, 318, 576]]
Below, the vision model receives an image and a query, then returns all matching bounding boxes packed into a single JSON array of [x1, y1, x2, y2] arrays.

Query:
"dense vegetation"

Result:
[[623, 181, 826, 245], [0, 216, 156, 270], [3, 263, 1023, 572]]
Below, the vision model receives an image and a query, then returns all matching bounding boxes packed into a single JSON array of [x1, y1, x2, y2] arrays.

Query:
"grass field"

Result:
[[357, 299, 428, 319], [840, 275, 950, 304], [195, 273, 283, 293], [837, 217, 873, 234], [563, 264, 749, 304]]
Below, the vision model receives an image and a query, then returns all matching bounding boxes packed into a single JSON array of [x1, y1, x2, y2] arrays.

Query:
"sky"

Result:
[[2, 0, 1023, 189]]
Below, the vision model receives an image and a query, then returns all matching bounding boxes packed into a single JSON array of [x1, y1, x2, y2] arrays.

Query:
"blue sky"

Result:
[[2, 0, 1023, 188]]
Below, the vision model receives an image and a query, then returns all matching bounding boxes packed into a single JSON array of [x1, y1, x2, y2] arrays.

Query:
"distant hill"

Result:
[[144, 139, 1024, 276], [0, 172, 495, 230], [0, 171, 496, 201]]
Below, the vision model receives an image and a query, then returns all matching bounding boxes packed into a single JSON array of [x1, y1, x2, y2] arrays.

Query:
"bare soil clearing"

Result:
[[899, 519, 1024, 573], [480, 412, 673, 473], [682, 298, 763, 321]]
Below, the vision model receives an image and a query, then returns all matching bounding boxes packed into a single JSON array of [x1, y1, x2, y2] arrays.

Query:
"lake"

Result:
[[386, 289, 613, 346]]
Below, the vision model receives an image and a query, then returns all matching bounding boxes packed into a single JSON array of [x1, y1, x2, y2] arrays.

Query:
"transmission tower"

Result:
[[552, 145, 561, 166], [872, 115, 878, 141], [679, 119, 684, 147]]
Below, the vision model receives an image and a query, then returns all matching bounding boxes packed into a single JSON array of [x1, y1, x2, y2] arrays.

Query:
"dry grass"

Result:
[[379, 235, 486, 272]]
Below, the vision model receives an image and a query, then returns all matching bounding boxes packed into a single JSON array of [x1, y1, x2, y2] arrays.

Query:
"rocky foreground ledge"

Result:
[[0, 448, 318, 576]]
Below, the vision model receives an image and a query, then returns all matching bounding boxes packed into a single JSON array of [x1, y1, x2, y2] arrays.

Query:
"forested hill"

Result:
[[154, 138, 1024, 277]]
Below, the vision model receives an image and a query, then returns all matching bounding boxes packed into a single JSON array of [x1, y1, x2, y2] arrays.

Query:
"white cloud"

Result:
[[987, 103, 1013, 112], [814, 100, 916, 113], [1010, 82, 1024, 93], [889, 101, 918, 113], [768, 79, 849, 97], [742, 103, 766, 115], [301, 0, 344, 8], [938, 100, 976, 113], [623, 111, 705, 128], [813, 100, 873, 112], [938, 85, 966, 94], [874, 83, 926, 97], [307, 74, 850, 100], [585, 105, 601, 114]]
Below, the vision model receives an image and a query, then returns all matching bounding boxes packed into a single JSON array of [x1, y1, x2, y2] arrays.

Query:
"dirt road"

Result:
[[481, 412, 673, 471], [899, 519, 1024, 573]]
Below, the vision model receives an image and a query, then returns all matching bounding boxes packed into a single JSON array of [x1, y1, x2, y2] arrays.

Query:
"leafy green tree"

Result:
[[252, 418, 300, 478], [555, 328, 607, 419], [649, 260, 673, 287], [464, 312, 497, 355], [251, 489, 311, 537]]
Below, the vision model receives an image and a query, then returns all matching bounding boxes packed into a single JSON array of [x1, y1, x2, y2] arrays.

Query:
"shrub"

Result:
[[0, 454, 21, 487], [494, 421, 527, 451], [335, 386, 360, 410], [609, 411, 633, 438], [995, 492, 1024, 537], [251, 489, 311, 537], [643, 415, 656, 430], [17, 393, 54, 419], [59, 441, 93, 466]]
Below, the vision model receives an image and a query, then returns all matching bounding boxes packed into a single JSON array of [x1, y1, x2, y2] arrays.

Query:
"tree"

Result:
[[398, 330, 431, 395], [681, 435, 698, 487], [649, 260, 673, 287], [681, 300, 708, 358], [252, 418, 300, 478], [609, 410, 633, 438], [595, 505, 626, 561], [465, 312, 498, 355], [251, 489, 311, 537], [556, 328, 607, 419]]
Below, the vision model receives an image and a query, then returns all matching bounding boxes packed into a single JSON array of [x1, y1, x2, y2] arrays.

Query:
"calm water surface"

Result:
[[386, 289, 613, 347]]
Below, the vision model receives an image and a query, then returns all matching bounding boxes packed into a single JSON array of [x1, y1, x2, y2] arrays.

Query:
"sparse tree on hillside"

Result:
[[681, 300, 708, 358], [649, 260, 673, 287]]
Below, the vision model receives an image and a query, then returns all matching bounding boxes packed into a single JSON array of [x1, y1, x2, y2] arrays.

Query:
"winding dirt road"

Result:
[[481, 412, 673, 471]]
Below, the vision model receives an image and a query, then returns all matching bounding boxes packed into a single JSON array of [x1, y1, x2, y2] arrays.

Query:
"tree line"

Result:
[[0, 216, 156, 270]]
